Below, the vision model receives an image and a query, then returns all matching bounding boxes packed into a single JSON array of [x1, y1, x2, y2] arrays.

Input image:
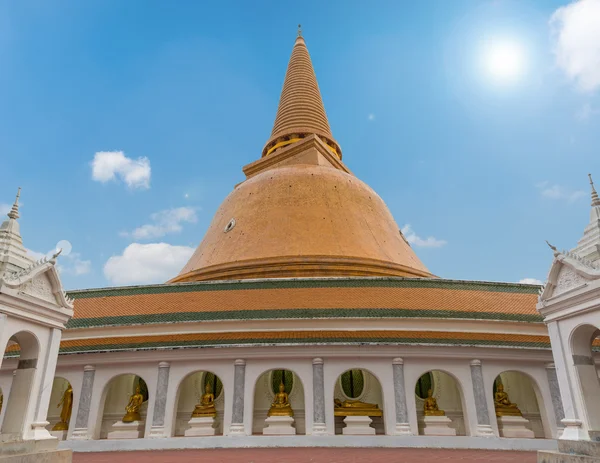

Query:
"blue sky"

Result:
[[1, 0, 599, 289]]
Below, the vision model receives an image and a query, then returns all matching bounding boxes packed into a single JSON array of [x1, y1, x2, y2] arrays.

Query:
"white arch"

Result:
[[171, 370, 226, 436], [568, 323, 600, 432], [93, 372, 151, 440], [250, 367, 307, 435], [485, 367, 554, 439], [0, 330, 41, 437], [331, 366, 386, 436], [411, 368, 470, 436]]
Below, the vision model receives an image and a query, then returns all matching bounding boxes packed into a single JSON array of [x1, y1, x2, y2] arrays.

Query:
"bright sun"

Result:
[[484, 40, 526, 82]]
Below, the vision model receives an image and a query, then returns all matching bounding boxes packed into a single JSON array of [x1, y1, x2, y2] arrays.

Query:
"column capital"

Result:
[[234, 359, 246, 366], [83, 365, 96, 372], [312, 358, 324, 365], [392, 357, 404, 365], [470, 359, 482, 367], [545, 362, 556, 369], [158, 361, 170, 368]]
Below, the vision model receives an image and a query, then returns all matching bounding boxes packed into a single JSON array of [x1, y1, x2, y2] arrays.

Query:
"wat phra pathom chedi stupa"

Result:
[[2, 30, 600, 461]]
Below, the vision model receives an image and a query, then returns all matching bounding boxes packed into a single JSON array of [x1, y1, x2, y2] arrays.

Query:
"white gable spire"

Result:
[[0, 187, 34, 274], [572, 174, 600, 264], [590, 173, 600, 207]]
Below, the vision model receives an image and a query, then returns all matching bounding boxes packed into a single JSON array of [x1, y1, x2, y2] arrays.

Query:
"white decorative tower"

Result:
[[537, 175, 600, 447], [0, 189, 74, 462]]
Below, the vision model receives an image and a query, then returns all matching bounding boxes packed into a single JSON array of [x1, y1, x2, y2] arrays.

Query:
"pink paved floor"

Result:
[[73, 448, 538, 462]]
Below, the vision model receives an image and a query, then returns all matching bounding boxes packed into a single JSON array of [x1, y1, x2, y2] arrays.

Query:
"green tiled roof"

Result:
[[66, 277, 541, 300], [65, 307, 544, 329]]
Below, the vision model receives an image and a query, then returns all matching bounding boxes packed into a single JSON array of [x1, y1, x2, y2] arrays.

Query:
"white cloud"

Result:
[[63, 253, 92, 276], [91, 151, 151, 189], [536, 181, 585, 201], [519, 278, 543, 285], [550, 0, 600, 92], [401, 224, 447, 248], [104, 243, 194, 285], [0, 203, 10, 216], [123, 207, 198, 240]]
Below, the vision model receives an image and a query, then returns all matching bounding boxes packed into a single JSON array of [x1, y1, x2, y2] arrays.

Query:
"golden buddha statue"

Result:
[[494, 384, 522, 417], [52, 384, 73, 431], [122, 385, 144, 422], [267, 382, 294, 417], [191, 382, 217, 418], [423, 388, 445, 416], [334, 398, 383, 417]]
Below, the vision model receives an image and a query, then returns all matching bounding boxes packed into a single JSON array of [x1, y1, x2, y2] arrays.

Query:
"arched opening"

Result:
[[414, 370, 467, 436], [570, 324, 600, 432], [0, 331, 39, 439], [493, 371, 546, 438], [252, 369, 305, 435], [173, 370, 224, 436], [99, 374, 149, 439], [333, 369, 384, 435], [46, 377, 73, 438]]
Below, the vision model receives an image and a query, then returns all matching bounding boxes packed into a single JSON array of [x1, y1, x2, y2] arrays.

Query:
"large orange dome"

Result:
[[172, 148, 432, 282], [170, 32, 433, 283]]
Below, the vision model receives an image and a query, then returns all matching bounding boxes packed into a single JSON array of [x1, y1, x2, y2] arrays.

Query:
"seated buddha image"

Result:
[[122, 385, 144, 423], [191, 382, 217, 418], [267, 382, 294, 417], [423, 388, 445, 416], [494, 384, 522, 417]]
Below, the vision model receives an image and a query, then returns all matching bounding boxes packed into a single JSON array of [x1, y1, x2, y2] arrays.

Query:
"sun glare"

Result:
[[483, 39, 526, 83]]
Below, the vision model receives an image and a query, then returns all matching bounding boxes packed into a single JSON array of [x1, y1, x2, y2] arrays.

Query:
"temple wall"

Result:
[[0, 343, 565, 444]]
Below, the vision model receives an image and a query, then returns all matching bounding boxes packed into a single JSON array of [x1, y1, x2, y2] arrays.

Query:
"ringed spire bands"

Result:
[[262, 32, 342, 159]]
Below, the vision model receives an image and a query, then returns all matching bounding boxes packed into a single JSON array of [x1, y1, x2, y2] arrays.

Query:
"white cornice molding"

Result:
[[42, 344, 555, 370]]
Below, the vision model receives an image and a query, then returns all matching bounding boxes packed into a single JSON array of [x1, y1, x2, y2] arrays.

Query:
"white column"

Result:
[[148, 362, 170, 438], [546, 362, 565, 438], [229, 359, 246, 436], [70, 365, 96, 440], [392, 358, 411, 435], [312, 358, 326, 435], [29, 328, 62, 441], [469, 359, 494, 437]]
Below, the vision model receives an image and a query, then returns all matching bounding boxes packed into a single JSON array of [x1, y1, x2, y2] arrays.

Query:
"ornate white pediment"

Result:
[[539, 247, 600, 302], [0, 254, 74, 309]]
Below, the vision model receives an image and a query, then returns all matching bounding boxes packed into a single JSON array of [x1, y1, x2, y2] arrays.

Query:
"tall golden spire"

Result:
[[262, 28, 341, 158]]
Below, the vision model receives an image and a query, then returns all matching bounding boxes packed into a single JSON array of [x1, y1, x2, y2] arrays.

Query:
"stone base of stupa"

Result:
[[262, 416, 296, 435], [184, 416, 216, 436], [423, 415, 456, 436], [342, 415, 375, 435], [107, 420, 145, 439], [497, 415, 534, 438]]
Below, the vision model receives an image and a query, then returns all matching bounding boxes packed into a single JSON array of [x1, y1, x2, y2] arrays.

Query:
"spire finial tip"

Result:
[[7, 187, 21, 220], [297, 24, 302, 37], [589, 173, 600, 206]]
